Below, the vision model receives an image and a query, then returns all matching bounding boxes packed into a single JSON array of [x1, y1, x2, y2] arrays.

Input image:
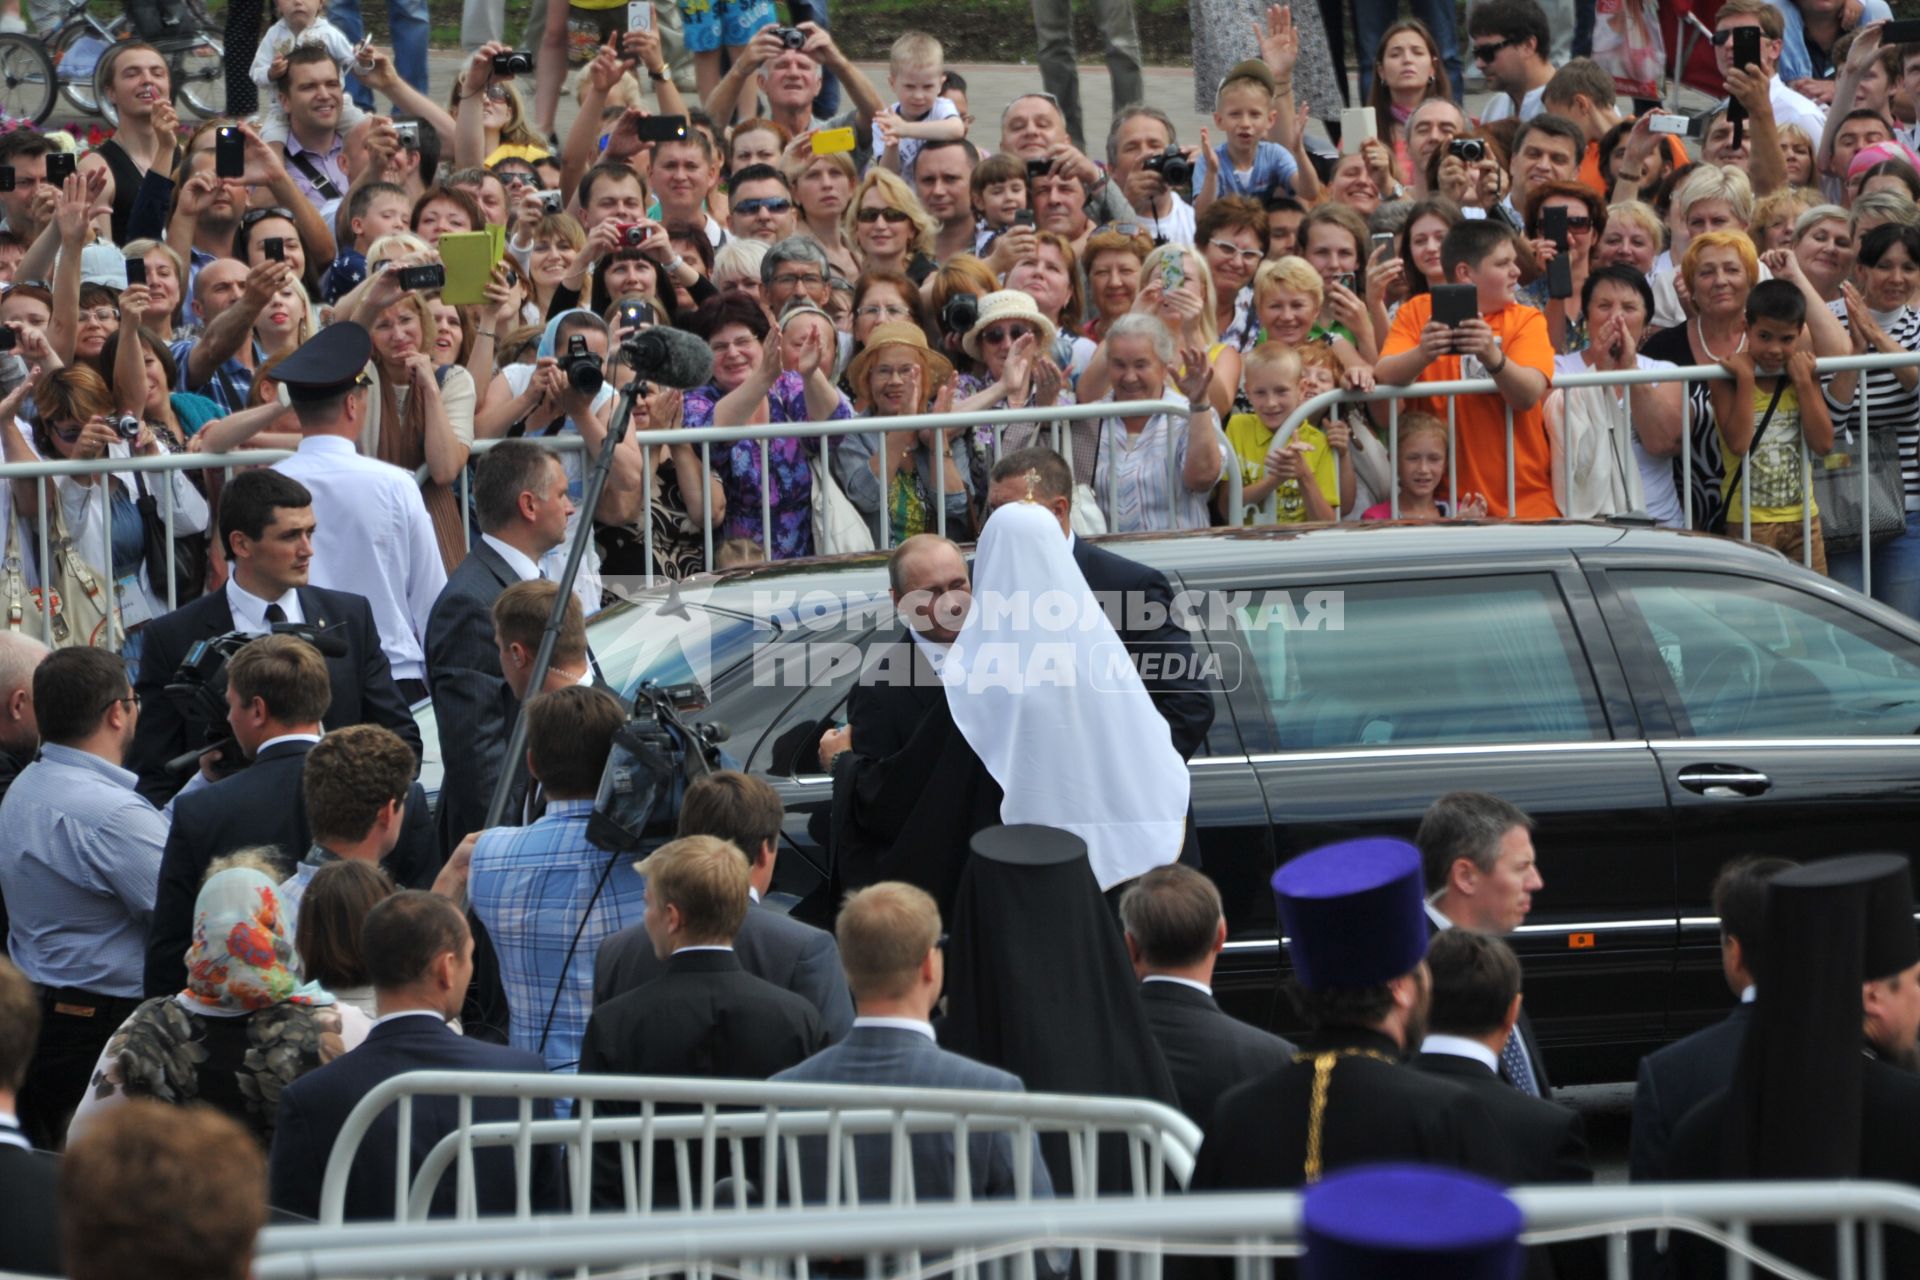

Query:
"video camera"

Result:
[[587, 680, 733, 852], [162, 621, 346, 779]]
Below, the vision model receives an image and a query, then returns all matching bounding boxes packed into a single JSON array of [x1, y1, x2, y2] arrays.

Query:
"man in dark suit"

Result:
[[1629, 855, 1794, 1188], [1418, 791, 1553, 1097], [580, 835, 827, 1208], [595, 771, 854, 1040], [1415, 929, 1596, 1280], [772, 881, 1054, 1206], [128, 470, 420, 805], [426, 442, 574, 855], [983, 448, 1213, 760], [1118, 865, 1294, 1126], [268, 891, 564, 1221], [0, 957, 59, 1276], [144, 639, 438, 997], [1190, 838, 1507, 1195]]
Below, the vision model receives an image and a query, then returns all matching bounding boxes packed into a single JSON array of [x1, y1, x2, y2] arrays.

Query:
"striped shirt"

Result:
[[1092, 404, 1230, 532], [468, 800, 649, 1074], [0, 744, 167, 997], [1823, 300, 1920, 511]]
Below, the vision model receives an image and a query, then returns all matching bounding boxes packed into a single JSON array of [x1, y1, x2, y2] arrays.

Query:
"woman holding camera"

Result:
[[3, 363, 210, 654]]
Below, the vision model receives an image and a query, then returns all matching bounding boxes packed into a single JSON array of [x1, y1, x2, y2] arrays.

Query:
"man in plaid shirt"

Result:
[[469, 685, 646, 1074]]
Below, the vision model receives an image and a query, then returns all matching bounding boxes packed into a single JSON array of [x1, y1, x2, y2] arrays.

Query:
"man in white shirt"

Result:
[[1714, 0, 1829, 143], [270, 323, 446, 701], [1107, 106, 1198, 246], [1469, 0, 1556, 126]]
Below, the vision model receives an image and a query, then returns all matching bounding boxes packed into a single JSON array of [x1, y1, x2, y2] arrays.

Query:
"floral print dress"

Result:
[[683, 371, 854, 561]]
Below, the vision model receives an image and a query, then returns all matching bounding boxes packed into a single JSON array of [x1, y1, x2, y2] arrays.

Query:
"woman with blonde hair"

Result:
[[1080, 242, 1238, 420], [1778, 123, 1817, 188], [121, 239, 186, 340], [526, 213, 586, 320], [843, 169, 939, 282], [363, 290, 479, 571], [1749, 189, 1812, 253], [451, 51, 549, 169], [788, 149, 860, 284], [712, 238, 771, 312]]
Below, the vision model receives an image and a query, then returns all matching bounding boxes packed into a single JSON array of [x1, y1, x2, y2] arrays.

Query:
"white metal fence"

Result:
[[246, 1180, 1920, 1280], [6, 355, 1916, 646], [319, 1071, 1198, 1234]]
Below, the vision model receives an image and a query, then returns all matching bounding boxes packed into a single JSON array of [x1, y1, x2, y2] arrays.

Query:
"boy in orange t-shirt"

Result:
[[1377, 220, 1560, 518]]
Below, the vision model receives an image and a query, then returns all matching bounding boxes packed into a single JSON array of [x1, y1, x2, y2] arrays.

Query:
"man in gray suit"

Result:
[[593, 772, 854, 1040], [426, 441, 574, 854], [771, 882, 1053, 1205]]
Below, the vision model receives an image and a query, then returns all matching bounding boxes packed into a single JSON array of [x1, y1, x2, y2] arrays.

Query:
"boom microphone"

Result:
[[620, 325, 714, 389]]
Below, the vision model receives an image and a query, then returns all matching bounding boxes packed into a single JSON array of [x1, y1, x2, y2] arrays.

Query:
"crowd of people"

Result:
[[1, 0, 1920, 1273]]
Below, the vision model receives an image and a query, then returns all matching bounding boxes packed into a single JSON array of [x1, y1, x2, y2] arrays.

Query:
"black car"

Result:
[[416, 521, 1920, 1084]]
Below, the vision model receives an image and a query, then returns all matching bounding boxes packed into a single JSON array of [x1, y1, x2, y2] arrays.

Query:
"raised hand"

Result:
[[1256, 3, 1298, 78], [1174, 345, 1215, 404]]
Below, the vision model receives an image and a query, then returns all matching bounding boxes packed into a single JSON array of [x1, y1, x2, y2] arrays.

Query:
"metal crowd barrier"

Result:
[[249, 1180, 1920, 1280], [318, 1072, 1198, 1243], [1268, 351, 1920, 594]]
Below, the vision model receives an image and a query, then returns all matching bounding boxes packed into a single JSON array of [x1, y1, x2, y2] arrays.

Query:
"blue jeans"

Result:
[[1828, 512, 1920, 620], [1355, 0, 1463, 104], [330, 0, 431, 108]]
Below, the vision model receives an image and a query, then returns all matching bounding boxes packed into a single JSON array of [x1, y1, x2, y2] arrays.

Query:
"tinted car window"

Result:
[[1614, 572, 1920, 737], [1238, 575, 1605, 749]]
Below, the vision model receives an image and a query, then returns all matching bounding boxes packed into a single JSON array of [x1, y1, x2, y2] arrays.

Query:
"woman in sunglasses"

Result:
[[842, 170, 939, 286], [1518, 181, 1607, 355], [952, 290, 1082, 482], [451, 51, 550, 169]]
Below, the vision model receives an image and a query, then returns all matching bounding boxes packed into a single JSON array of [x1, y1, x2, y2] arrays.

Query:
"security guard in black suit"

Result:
[[1189, 837, 1507, 1197]]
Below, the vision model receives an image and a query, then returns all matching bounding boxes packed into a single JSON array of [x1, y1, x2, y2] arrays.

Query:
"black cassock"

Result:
[[1189, 1026, 1509, 1192]]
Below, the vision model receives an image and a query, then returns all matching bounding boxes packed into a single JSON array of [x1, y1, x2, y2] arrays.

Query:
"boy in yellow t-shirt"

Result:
[[1707, 279, 1833, 574], [1224, 344, 1351, 525]]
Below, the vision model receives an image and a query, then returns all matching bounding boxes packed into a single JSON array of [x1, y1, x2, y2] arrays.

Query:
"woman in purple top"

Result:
[[682, 295, 853, 561]]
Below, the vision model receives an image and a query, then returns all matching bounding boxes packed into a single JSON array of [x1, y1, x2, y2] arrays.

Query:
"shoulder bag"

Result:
[[3, 506, 117, 649]]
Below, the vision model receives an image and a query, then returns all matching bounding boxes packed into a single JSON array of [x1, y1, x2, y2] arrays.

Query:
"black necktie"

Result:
[[265, 603, 287, 625]]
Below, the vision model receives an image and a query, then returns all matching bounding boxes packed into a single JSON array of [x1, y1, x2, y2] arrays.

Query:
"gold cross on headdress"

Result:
[[1022, 469, 1040, 503]]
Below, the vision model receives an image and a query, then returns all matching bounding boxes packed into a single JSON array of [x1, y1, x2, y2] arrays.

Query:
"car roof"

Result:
[[595, 522, 1802, 628]]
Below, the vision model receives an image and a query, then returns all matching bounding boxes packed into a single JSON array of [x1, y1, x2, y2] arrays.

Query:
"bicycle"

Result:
[[0, 33, 55, 124], [34, 0, 225, 124]]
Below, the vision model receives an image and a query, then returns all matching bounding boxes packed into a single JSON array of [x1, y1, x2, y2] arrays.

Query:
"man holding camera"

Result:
[[1107, 106, 1196, 246], [129, 468, 423, 803], [704, 22, 884, 168]]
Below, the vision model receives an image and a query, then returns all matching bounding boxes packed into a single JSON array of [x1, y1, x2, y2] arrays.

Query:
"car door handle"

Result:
[[1676, 765, 1772, 797]]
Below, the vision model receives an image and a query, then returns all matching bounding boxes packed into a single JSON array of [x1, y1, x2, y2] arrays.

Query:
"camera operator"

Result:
[[129, 468, 422, 804], [143, 636, 437, 998], [1107, 106, 1196, 247]]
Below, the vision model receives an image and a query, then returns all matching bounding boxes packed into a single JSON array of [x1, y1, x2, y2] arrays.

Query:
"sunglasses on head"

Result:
[[1092, 220, 1148, 239], [240, 206, 295, 229], [734, 196, 794, 216], [856, 206, 913, 224]]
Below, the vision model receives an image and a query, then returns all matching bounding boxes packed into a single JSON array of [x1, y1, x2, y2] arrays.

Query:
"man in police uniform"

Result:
[[1188, 837, 1508, 1193], [270, 322, 447, 704]]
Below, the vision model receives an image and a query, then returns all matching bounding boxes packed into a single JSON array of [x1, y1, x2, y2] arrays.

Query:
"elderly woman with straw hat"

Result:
[[951, 291, 1082, 497], [832, 323, 975, 544]]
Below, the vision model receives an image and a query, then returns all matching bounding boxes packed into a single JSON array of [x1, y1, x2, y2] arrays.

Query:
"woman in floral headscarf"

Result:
[[68, 857, 361, 1149]]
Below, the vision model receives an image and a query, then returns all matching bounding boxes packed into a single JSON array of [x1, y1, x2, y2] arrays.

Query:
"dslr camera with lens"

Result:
[[561, 333, 605, 394], [1142, 146, 1193, 191], [940, 291, 979, 336], [1448, 137, 1486, 163]]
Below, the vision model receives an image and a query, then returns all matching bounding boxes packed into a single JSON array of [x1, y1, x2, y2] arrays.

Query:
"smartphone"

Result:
[[1547, 255, 1574, 300], [1369, 231, 1396, 260], [46, 151, 75, 183], [397, 263, 446, 291], [618, 299, 652, 328], [1431, 282, 1478, 329], [1333, 271, 1356, 294], [1012, 209, 1035, 228], [1542, 205, 1570, 250], [634, 114, 688, 142], [811, 126, 856, 155], [1648, 112, 1690, 136], [1339, 106, 1376, 156], [353, 35, 374, 71], [215, 126, 244, 179], [1161, 255, 1186, 293], [262, 237, 285, 262], [1733, 26, 1762, 72], [1025, 157, 1052, 179], [125, 258, 147, 286], [0, 328, 15, 353], [0, 167, 13, 193], [1882, 18, 1920, 42], [627, 0, 652, 30], [438, 230, 494, 306]]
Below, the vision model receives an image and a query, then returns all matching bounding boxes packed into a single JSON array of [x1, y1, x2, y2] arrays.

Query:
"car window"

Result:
[[589, 600, 762, 701], [1613, 571, 1920, 738], [1237, 575, 1605, 749]]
